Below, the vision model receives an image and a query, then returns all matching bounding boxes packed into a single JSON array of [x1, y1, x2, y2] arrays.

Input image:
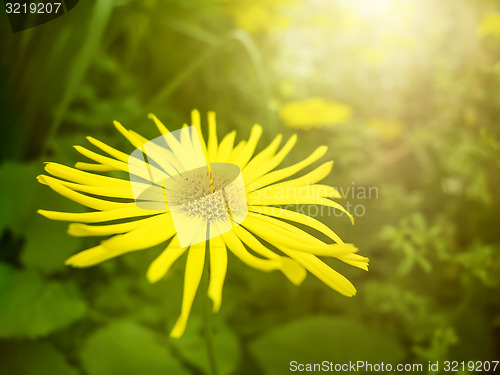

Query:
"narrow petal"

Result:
[[65, 214, 174, 266], [38, 174, 135, 199], [37, 207, 161, 223], [86, 136, 130, 163], [248, 184, 341, 203], [68, 213, 167, 237], [280, 250, 357, 296], [215, 131, 236, 163], [242, 214, 354, 257], [242, 133, 282, 177], [113, 120, 144, 149], [74, 163, 118, 172], [228, 140, 246, 163], [249, 195, 354, 224], [208, 234, 227, 312], [221, 230, 281, 272], [231, 125, 262, 168], [44, 162, 130, 187], [65, 245, 123, 267], [335, 252, 369, 271], [261, 161, 334, 190], [39, 175, 135, 211], [64, 220, 171, 267], [74, 145, 130, 173], [99, 214, 175, 251], [248, 205, 343, 244], [148, 113, 170, 135], [243, 134, 297, 184], [191, 109, 209, 163], [170, 241, 206, 338], [233, 225, 306, 286], [207, 111, 218, 161], [249, 145, 327, 190], [147, 236, 187, 283]]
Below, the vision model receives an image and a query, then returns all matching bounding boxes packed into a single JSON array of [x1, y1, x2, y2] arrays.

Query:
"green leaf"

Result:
[[80, 321, 189, 375], [171, 316, 240, 375], [0, 161, 40, 234], [250, 316, 405, 375], [0, 263, 87, 338], [21, 215, 82, 274], [0, 341, 78, 375]]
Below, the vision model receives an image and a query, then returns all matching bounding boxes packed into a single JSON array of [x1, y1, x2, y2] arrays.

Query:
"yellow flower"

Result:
[[280, 98, 353, 129], [367, 118, 404, 141], [37, 110, 368, 337], [477, 12, 500, 38], [221, 0, 292, 34]]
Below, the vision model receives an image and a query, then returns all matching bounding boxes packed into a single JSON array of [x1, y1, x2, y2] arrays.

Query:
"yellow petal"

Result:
[[242, 134, 282, 177], [38, 174, 135, 199], [170, 241, 206, 338], [263, 161, 334, 190], [147, 236, 187, 283], [248, 205, 343, 244], [221, 230, 281, 272], [65, 220, 171, 267], [207, 111, 218, 162], [243, 134, 297, 184], [99, 214, 175, 251], [232, 125, 262, 168], [113, 120, 144, 149], [249, 195, 354, 224], [242, 214, 354, 257], [44, 162, 130, 187], [281, 250, 357, 296], [37, 207, 161, 223], [148, 113, 170, 135], [74, 145, 130, 173], [336, 252, 369, 271], [233, 225, 306, 285], [208, 234, 227, 312], [86, 136, 130, 163], [228, 140, 246, 163], [74, 163, 118, 171], [191, 109, 209, 163], [248, 184, 340, 203], [68, 213, 167, 237], [250, 145, 327, 190], [39, 175, 135, 211], [216, 131, 236, 163], [65, 245, 121, 267], [127, 129, 186, 177]]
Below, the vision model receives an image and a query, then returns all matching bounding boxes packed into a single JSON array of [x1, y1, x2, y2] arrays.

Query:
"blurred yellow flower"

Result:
[[280, 98, 353, 129], [477, 12, 500, 38], [38, 110, 368, 338], [220, 0, 292, 33], [368, 118, 404, 141]]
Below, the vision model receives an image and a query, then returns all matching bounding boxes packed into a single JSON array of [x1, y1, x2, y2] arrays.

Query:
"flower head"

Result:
[[478, 12, 500, 38], [367, 118, 404, 141], [38, 110, 368, 337], [280, 98, 353, 129]]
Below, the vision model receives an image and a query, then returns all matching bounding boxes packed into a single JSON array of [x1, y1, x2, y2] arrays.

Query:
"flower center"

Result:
[[166, 163, 247, 223]]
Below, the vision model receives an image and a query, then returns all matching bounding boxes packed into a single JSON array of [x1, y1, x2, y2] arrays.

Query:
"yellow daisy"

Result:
[[280, 98, 353, 129], [37, 110, 368, 338]]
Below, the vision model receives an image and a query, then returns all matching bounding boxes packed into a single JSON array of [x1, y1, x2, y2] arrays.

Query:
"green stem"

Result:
[[202, 240, 218, 375], [149, 26, 274, 129]]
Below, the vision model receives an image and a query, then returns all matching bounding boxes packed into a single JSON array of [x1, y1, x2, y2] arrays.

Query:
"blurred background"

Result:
[[1, 0, 500, 373]]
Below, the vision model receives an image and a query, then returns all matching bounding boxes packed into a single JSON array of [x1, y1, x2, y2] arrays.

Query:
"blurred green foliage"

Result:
[[1, 0, 500, 373]]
